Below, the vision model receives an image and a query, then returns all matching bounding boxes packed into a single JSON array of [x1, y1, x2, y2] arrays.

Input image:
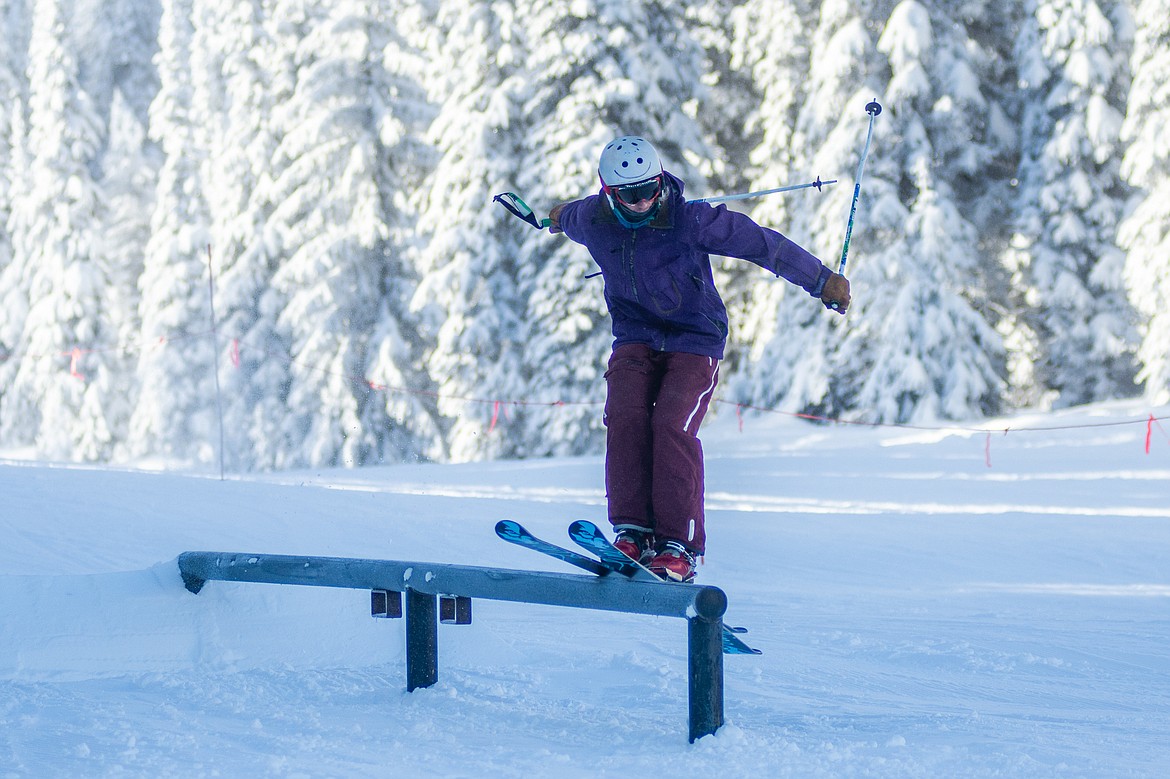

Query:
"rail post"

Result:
[[688, 615, 725, 742], [406, 590, 438, 691]]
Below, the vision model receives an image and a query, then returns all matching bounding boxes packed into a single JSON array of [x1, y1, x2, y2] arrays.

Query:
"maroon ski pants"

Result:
[[603, 343, 720, 554]]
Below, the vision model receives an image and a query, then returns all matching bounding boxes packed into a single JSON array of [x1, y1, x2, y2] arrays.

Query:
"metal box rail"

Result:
[[178, 551, 730, 741]]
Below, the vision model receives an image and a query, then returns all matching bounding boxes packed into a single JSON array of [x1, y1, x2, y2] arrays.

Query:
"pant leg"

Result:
[[648, 352, 719, 553], [603, 344, 661, 531]]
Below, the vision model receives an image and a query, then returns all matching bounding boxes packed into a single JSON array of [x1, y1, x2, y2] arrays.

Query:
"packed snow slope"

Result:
[[2, 401, 1169, 778]]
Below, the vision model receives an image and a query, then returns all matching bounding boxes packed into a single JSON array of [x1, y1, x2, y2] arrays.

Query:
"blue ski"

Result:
[[497, 519, 761, 655], [567, 520, 762, 656], [567, 519, 658, 581], [495, 520, 613, 577]]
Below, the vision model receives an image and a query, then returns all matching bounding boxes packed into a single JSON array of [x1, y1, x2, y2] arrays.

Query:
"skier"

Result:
[[548, 136, 850, 582]]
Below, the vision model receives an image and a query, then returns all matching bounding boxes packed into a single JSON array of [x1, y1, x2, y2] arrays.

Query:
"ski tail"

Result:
[[495, 520, 611, 577]]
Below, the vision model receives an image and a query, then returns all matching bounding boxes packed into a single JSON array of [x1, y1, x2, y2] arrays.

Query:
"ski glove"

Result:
[[547, 203, 567, 234], [821, 272, 851, 314]]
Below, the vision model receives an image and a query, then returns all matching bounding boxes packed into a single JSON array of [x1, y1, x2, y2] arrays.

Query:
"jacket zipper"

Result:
[[626, 229, 639, 304], [625, 228, 665, 350]]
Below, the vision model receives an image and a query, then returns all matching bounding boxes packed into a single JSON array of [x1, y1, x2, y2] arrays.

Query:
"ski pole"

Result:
[[688, 176, 836, 204], [837, 99, 882, 278], [494, 176, 836, 230]]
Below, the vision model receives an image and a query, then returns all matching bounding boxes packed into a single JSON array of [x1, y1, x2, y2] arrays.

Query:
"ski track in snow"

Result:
[[2, 402, 1169, 777]]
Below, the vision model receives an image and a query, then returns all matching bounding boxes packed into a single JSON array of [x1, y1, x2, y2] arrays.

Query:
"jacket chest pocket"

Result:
[[642, 252, 690, 315]]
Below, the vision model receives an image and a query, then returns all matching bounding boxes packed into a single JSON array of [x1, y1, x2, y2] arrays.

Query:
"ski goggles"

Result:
[[607, 175, 663, 205]]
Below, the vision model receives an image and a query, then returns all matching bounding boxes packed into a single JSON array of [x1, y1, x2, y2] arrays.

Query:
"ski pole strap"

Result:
[[493, 192, 551, 230]]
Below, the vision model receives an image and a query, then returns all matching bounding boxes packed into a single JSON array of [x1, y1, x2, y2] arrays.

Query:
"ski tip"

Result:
[[495, 519, 528, 540]]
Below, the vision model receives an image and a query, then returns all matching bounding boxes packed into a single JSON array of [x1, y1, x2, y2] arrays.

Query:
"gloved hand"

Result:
[[548, 203, 567, 234], [821, 272, 851, 313]]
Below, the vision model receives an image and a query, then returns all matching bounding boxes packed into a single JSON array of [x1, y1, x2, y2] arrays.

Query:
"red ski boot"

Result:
[[647, 541, 697, 583], [612, 527, 655, 565]]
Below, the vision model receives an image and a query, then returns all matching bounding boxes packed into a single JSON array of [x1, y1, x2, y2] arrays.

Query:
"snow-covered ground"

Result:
[[2, 401, 1169, 778]]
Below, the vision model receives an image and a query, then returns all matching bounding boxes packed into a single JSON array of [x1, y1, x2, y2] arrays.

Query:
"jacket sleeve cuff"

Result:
[[558, 199, 585, 241], [809, 265, 833, 298]]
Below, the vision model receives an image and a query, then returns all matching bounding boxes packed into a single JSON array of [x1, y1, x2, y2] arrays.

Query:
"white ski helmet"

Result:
[[598, 136, 663, 187]]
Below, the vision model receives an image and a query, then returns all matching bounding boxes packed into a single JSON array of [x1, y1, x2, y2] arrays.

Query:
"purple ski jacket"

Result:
[[557, 171, 833, 359]]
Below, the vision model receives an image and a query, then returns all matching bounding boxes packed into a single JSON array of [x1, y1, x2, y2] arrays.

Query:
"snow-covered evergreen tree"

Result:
[[3, 0, 1169, 467], [731, 0, 884, 416], [1119, 0, 1170, 402], [0, 0, 28, 418], [1004, 0, 1137, 408], [72, 0, 160, 120], [0, 0, 26, 238], [685, 0, 760, 195], [738, 0, 1008, 424], [723, 0, 814, 382], [128, 0, 218, 465], [512, 0, 714, 457], [854, 0, 1009, 422], [0, 0, 156, 460], [188, 0, 291, 471], [365, 0, 446, 464], [408, 0, 531, 461], [97, 88, 157, 459], [0, 0, 114, 457], [79, 0, 160, 458], [0, 0, 25, 279], [264, 0, 435, 467]]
